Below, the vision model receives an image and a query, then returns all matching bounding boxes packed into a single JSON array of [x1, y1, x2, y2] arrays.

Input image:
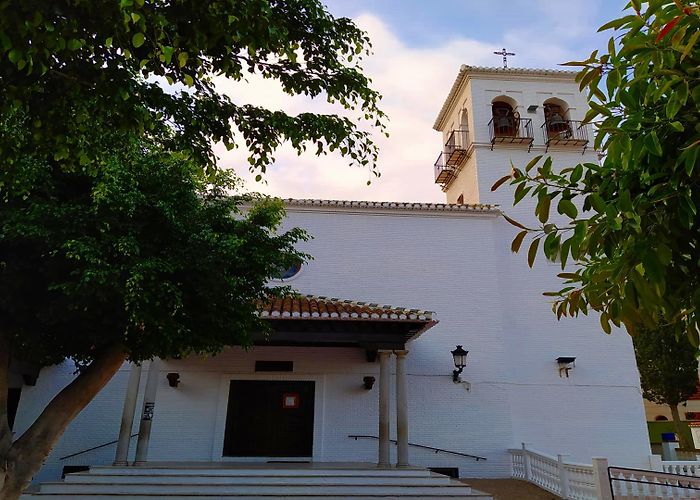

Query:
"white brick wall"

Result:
[[14, 203, 651, 482]]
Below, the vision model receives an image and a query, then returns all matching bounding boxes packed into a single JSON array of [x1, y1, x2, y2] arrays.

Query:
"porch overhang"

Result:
[[253, 295, 438, 350]]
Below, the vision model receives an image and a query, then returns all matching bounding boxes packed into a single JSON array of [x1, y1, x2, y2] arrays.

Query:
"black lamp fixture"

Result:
[[556, 356, 576, 378], [451, 345, 469, 383], [363, 376, 376, 390], [166, 372, 180, 387]]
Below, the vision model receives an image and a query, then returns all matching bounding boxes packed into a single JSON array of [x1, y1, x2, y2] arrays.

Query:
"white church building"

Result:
[[15, 66, 653, 497]]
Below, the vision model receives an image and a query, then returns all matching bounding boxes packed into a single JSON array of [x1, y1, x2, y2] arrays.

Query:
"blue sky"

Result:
[[325, 0, 628, 66], [218, 0, 631, 202]]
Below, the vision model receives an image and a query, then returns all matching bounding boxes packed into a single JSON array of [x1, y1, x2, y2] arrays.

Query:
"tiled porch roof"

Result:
[[257, 294, 435, 322]]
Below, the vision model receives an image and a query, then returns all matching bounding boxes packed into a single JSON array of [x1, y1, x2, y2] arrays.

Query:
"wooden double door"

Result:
[[223, 380, 315, 458]]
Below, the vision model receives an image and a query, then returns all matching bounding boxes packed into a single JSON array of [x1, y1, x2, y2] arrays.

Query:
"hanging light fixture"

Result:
[[451, 345, 469, 383]]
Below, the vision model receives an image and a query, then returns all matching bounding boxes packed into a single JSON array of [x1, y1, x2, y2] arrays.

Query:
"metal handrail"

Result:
[[348, 434, 486, 461], [59, 433, 139, 461]]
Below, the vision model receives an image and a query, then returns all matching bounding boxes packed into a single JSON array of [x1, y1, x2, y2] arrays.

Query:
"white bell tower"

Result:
[[432, 66, 598, 209]]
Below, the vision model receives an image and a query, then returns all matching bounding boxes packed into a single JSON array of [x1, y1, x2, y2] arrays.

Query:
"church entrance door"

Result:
[[223, 380, 315, 458]]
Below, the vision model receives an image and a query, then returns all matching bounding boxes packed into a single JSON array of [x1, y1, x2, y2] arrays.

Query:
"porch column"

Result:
[[395, 350, 409, 467], [114, 362, 142, 465], [134, 359, 160, 464], [377, 350, 391, 468]]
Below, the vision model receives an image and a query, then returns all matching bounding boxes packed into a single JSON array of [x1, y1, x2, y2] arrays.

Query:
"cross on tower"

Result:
[[493, 48, 515, 68]]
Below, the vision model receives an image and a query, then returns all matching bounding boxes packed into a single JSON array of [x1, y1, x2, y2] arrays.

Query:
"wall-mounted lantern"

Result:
[[363, 376, 376, 390], [166, 372, 180, 387], [557, 357, 576, 378], [451, 345, 469, 383]]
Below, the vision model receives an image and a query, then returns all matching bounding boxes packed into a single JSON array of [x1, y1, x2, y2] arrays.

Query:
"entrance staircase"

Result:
[[22, 463, 493, 499]]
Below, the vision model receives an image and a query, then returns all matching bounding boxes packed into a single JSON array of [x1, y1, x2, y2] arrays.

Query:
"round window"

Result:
[[275, 261, 303, 281]]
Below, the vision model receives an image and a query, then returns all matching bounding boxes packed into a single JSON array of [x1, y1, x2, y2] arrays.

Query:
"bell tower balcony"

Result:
[[434, 129, 470, 187], [488, 116, 534, 151], [542, 119, 590, 153]]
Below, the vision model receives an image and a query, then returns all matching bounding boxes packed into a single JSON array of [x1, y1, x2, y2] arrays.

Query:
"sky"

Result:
[[216, 0, 629, 203]]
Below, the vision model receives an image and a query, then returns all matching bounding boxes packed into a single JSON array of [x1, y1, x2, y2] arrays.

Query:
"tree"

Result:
[[633, 324, 698, 449], [0, 117, 308, 498], [493, 0, 700, 341], [0, 0, 386, 188]]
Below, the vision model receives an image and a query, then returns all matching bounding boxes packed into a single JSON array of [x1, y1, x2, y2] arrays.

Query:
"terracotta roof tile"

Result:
[[283, 198, 498, 213], [257, 294, 435, 323]]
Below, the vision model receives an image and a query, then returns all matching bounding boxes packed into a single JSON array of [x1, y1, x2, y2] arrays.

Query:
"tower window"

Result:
[[491, 101, 519, 137], [457, 194, 464, 204], [544, 102, 571, 138]]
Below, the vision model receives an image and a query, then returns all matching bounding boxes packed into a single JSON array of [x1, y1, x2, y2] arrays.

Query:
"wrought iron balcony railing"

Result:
[[434, 152, 455, 185], [444, 129, 470, 166], [433, 128, 470, 186], [488, 117, 534, 151], [541, 119, 589, 153]]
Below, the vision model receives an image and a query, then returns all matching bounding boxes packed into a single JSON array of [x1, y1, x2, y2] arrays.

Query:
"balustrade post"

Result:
[[557, 454, 570, 499], [592, 457, 613, 500], [648, 454, 663, 472], [522, 442, 532, 481]]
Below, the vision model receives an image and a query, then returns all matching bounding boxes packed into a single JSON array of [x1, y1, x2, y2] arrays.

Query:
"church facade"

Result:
[[14, 66, 653, 485]]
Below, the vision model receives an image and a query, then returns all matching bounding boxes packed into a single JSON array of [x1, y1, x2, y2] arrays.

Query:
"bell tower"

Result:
[[432, 65, 597, 208]]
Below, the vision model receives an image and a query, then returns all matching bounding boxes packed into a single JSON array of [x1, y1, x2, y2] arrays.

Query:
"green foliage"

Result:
[[0, 0, 386, 184], [0, 117, 308, 366], [634, 324, 698, 408], [494, 0, 700, 340]]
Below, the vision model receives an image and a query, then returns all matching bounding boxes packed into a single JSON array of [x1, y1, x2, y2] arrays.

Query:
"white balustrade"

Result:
[[609, 466, 700, 499], [508, 444, 597, 500], [663, 461, 700, 477], [509, 445, 700, 500]]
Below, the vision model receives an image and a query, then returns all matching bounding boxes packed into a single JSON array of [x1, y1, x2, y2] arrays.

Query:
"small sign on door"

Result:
[[282, 393, 300, 409]]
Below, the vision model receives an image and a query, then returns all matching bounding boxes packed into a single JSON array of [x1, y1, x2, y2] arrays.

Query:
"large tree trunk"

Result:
[[669, 404, 691, 450], [0, 339, 126, 500]]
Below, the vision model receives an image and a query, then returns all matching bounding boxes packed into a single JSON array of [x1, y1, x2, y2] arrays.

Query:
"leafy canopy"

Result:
[[0, 0, 386, 188], [634, 323, 698, 408], [493, 0, 700, 342], [0, 115, 308, 365]]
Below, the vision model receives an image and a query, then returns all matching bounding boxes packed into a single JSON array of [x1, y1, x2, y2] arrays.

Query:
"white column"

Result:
[[377, 350, 391, 468], [395, 350, 409, 468], [114, 362, 142, 465], [134, 359, 160, 464]]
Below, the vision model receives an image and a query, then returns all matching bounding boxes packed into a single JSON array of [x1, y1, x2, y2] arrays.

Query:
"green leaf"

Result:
[[666, 92, 682, 119], [684, 146, 698, 176], [8, 49, 20, 63], [600, 312, 612, 334], [503, 214, 528, 230], [491, 174, 511, 192], [570, 164, 584, 183], [670, 121, 684, 132], [527, 238, 540, 268], [537, 195, 551, 224], [132, 32, 145, 48], [589, 193, 606, 213], [644, 131, 663, 156], [525, 154, 543, 172], [178, 52, 188, 68], [511, 230, 527, 253], [557, 199, 578, 219], [183, 73, 194, 86]]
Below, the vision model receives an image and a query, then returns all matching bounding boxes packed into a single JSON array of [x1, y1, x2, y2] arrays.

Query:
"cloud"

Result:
[[212, 11, 591, 202]]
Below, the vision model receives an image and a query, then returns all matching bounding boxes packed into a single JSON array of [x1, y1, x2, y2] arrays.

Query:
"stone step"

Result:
[[38, 482, 474, 496], [64, 473, 454, 486], [87, 466, 434, 477], [23, 494, 494, 499]]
